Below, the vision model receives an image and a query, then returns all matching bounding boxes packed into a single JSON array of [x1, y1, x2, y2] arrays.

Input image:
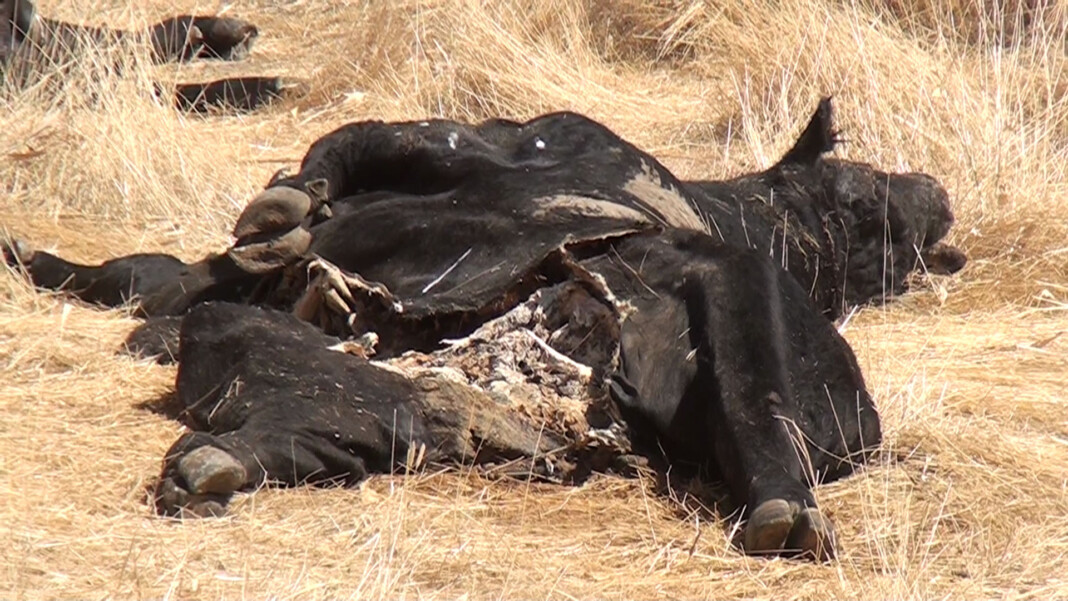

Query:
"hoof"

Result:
[[228, 225, 312, 274], [154, 446, 245, 518], [2, 237, 35, 267], [233, 186, 313, 240], [180, 499, 229, 518], [177, 445, 246, 495], [785, 507, 837, 562], [743, 499, 837, 561], [744, 499, 798, 556], [278, 78, 312, 99], [154, 475, 233, 518]]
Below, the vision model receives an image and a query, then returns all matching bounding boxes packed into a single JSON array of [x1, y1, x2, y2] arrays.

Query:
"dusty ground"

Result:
[[2, 0, 1067, 598]]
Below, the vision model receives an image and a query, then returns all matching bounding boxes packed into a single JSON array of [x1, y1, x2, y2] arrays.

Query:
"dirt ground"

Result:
[[2, 0, 1066, 598]]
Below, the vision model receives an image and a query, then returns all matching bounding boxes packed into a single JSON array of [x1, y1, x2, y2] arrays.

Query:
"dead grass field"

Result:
[[2, 0, 1067, 598]]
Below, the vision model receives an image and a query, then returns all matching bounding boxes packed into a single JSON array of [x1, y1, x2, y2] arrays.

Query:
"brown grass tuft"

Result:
[[2, 0, 1067, 598]]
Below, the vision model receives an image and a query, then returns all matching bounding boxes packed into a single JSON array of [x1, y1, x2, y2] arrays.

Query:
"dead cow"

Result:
[[2, 99, 965, 560]]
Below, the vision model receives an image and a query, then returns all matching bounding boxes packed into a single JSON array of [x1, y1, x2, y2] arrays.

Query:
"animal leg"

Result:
[[154, 426, 372, 518], [3, 238, 190, 309], [170, 76, 302, 113], [687, 252, 837, 561]]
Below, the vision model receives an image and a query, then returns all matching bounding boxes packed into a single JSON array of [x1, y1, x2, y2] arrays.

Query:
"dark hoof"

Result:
[[744, 499, 798, 555], [743, 499, 837, 561], [154, 475, 232, 518], [233, 187, 313, 240], [182, 499, 229, 518], [154, 446, 246, 518], [785, 506, 837, 561], [274, 78, 311, 103], [177, 445, 246, 495]]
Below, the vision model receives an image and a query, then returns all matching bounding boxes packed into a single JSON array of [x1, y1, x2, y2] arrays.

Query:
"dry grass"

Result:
[[2, 0, 1067, 598]]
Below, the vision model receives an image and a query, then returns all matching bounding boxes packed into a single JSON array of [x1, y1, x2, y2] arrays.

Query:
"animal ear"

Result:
[[304, 178, 330, 206], [776, 96, 841, 166], [233, 187, 313, 241]]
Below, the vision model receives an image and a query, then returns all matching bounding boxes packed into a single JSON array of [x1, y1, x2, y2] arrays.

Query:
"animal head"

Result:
[[150, 15, 257, 63], [821, 157, 963, 304], [150, 17, 205, 62], [823, 158, 956, 251], [779, 97, 958, 254], [771, 98, 965, 308]]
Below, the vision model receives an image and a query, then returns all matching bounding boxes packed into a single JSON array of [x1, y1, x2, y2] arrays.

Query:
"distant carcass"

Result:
[[1, 0, 291, 112]]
